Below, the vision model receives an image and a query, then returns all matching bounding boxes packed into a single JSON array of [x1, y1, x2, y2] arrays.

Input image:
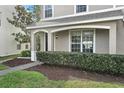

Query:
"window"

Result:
[[44, 5, 52, 18], [76, 5, 87, 13], [25, 44, 29, 49], [17, 44, 21, 50], [70, 29, 94, 53], [82, 30, 93, 53], [71, 31, 81, 52]]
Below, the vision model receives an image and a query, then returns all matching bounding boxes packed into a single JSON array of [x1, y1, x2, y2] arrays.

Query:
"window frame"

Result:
[[74, 5, 88, 14], [69, 29, 95, 53], [43, 5, 54, 19], [17, 44, 21, 50], [25, 44, 29, 49], [82, 30, 94, 53], [70, 30, 81, 52]]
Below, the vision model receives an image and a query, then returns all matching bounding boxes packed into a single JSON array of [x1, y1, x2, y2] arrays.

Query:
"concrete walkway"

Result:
[[0, 61, 43, 76], [0, 58, 14, 64]]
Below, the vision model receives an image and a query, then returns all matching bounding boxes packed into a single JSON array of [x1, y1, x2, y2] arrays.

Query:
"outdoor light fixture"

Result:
[[55, 35, 58, 39]]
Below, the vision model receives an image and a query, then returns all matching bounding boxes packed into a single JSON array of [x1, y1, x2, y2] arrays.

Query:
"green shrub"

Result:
[[21, 50, 31, 57], [37, 52, 124, 75]]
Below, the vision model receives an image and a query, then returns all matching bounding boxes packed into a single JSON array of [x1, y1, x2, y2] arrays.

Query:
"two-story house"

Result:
[[26, 5, 124, 61], [0, 5, 30, 56]]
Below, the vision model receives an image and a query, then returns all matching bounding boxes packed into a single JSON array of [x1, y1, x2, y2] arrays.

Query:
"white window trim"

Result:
[[69, 29, 95, 53], [74, 5, 88, 14], [43, 5, 54, 19]]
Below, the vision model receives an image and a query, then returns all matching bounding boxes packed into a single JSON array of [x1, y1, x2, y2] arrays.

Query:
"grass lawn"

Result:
[[0, 71, 123, 88], [0, 54, 19, 61], [0, 64, 8, 71]]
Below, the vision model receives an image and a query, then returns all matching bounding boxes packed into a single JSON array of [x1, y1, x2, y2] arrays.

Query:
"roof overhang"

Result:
[[27, 16, 123, 30], [41, 6, 124, 22]]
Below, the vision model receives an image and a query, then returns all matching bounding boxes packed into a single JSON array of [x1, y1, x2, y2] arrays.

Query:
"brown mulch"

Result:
[[26, 64, 124, 84], [2, 58, 32, 67]]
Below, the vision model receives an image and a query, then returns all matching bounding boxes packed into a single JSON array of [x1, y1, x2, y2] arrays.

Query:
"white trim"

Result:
[[113, 5, 116, 8], [80, 30, 83, 52], [31, 51, 37, 61], [32, 29, 48, 35], [51, 25, 110, 33], [54, 33, 56, 51], [93, 29, 96, 53], [43, 5, 45, 19], [27, 16, 123, 30], [41, 6, 124, 21], [43, 5, 54, 19], [17, 57, 31, 59], [53, 5, 55, 17], [87, 5, 89, 12], [74, 5, 76, 14], [69, 31, 71, 52], [43, 33, 46, 51]]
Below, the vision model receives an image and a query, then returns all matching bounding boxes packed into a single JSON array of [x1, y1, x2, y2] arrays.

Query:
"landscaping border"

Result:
[[37, 51, 124, 75]]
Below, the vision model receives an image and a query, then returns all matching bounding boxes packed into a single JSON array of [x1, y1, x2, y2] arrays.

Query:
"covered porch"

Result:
[[30, 24, 117, 61]]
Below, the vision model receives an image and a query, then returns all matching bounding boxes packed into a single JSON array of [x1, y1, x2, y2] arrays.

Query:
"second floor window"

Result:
[[44, 5, 52, 18], [76, 5, 87, 13]]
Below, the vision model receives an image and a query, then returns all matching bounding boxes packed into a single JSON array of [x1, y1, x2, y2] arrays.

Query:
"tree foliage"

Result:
[[12, 32, 30, 44], [7, 5, 41, 43]]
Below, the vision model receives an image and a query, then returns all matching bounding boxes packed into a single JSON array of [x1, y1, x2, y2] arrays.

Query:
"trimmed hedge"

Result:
[[21, 50, 31, 57], [37, 52, 124, 75]]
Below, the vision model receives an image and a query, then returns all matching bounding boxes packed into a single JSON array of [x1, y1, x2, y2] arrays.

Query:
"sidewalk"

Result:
[[0, 62, 43, 76]]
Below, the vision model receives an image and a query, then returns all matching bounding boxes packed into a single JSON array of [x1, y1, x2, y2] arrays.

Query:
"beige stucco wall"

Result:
[[40, 6, 43, 19], [54, 29, 110, 53], [54, 30, 69, 51], [41, 5, 115, 19], [54, 5, 74, 17], [88, 5, 113, 11], [116, 20, 124, 54], [95, 29, 109, 53], [0, 5, 28, 56], [47, 21, 117, 53], [116, 5, 124, 7]]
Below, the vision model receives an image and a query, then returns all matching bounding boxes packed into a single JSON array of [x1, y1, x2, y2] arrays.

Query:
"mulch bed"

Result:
[[2, 58, 32, 67], [26, 64, 124, 84]]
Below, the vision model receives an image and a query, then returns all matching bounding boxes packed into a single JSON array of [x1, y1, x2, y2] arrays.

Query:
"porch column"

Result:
[[109, 23, 117, 54], [48, 32, 52, 51], [31, 32, 36, 61]]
